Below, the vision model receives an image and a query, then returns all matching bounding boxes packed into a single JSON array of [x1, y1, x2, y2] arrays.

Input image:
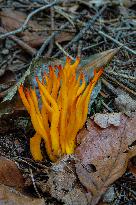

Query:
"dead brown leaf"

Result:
[[0, 157, 24, 190], [0, 9, 74, 48], [0, 9, 42, 33], [23, 31, 74, 47], [55, 31, 75, 43], [0, 9, 44, 48], [0, 184, 45, 205], [39, 156, 89, 205], [75, 113, 136, 205], [78, 48, 119, 76]]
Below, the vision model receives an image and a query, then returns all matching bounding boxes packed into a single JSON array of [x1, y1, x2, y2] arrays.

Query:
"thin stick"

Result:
[[0, 0, 62, 40], [105, 74, 136, 96], [55, 42, 74, 59], [102, 78, 118, 95], [106, 70, 136, 81], [14, 157, 38, 170], [45, 6, 55, 58], [0, 27, 36, 56], [98, 30, 136, 55], [101, 100, 113, 112], [29, 168, 42, 198], [53, 5, 106, 57], [35, 21, 71, 58], [29, 28, 76, 32], [35, 14, 81, 58]]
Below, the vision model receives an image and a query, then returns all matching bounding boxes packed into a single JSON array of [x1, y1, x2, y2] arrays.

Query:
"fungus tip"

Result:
[[66, 56, 71, 63], [76, 56, 80, 62]]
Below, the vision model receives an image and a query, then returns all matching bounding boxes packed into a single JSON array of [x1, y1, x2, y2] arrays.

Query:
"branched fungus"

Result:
[[18, 57, 103, 161]]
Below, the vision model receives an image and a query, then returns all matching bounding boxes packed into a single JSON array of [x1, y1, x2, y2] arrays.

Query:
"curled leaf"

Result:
[[75, 113, 136, 205]]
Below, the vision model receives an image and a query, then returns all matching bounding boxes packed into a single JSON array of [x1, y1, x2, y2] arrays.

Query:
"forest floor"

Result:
[[0, 0, 136, 205]]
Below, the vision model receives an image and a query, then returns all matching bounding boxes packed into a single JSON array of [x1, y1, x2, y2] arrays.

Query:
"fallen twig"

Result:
[[55, 41, 74, 59], [35, 19, 75, 59], [98, 30, 136, 55], [104, 73, 136, 96], [0, 0, 63, 40], [53, 5, 106, 57], [0, 27, 36, 56], [106, 70, 136, 81], [29, 168, 42, 198], [45, 6, 55, 58]]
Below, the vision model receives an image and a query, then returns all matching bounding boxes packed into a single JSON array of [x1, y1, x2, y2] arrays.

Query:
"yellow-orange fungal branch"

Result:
[[18, 57, 103, 161], [30, 133, 43, 161]]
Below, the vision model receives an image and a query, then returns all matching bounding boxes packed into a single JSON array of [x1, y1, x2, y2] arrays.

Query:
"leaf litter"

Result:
[[75, 112, 136, 205], [0, 0, 136, 205]]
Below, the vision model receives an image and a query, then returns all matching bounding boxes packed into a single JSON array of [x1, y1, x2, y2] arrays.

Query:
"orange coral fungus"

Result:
[[18, 57, 103, 161]]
